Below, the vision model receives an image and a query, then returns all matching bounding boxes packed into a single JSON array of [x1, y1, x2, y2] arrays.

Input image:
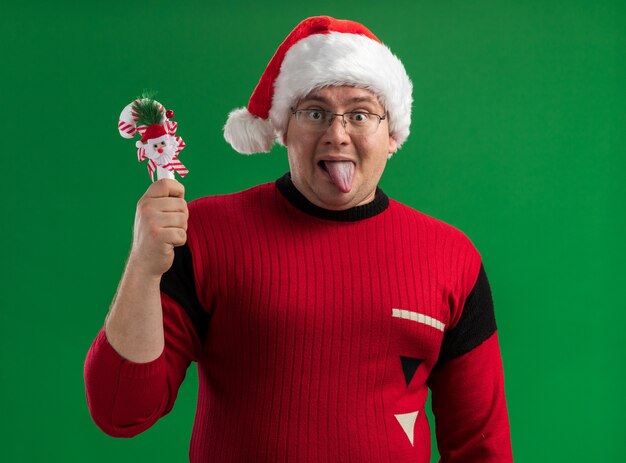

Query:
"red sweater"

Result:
[[85, 175, 512, 462]]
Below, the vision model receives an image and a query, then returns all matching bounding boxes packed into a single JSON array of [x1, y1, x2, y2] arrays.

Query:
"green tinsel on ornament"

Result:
[[132, 90, 165, 126]]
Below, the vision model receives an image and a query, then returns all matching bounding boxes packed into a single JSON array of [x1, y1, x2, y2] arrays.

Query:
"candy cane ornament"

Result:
[[118, 94, 188, 181]]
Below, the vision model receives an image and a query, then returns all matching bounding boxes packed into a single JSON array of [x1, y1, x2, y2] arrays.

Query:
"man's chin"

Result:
[[311, 187, 360, 211]]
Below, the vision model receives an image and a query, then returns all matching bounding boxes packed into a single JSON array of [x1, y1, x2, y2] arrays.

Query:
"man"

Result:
[[85, 16, 513, 462]]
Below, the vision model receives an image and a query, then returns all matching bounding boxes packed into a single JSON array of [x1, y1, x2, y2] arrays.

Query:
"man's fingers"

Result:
[[137, 197, 188, 218], [152, 211, 188, 230], [159, 227, 187, 247], [159, 197, 188, 213], [142, 196, 188, 213]]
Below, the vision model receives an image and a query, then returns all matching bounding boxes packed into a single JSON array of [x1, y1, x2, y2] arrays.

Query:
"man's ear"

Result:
[[388, 135, 398, 158]]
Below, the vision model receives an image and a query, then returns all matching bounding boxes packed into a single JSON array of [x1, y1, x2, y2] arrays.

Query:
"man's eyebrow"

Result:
[[299, 94, 381, 106]]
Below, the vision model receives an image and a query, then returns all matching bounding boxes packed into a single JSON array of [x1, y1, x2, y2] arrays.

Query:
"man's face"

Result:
[[284, 86, 397, 211]]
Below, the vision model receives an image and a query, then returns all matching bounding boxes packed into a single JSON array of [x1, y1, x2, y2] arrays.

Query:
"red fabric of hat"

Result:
[[248, 16, 380, 120], [141, 124, 167, 143]]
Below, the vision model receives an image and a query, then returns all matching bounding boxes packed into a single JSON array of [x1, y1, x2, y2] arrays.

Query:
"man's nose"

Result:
[[322, 115, 351, 145], [158, 148, 164, 154]]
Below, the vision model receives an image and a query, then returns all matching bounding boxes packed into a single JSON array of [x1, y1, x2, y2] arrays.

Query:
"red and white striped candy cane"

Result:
[[118, 99, 167, 139], [118, 100, 140, 138]]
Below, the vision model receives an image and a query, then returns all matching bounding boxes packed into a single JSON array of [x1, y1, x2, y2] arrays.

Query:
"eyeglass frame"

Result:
[[289, 107, 387, 133]]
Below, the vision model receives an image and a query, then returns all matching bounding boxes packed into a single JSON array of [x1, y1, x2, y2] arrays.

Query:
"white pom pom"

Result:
[[224, 108, 275, 154]]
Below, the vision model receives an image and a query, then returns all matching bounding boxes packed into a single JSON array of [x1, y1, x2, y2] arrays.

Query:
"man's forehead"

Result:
[[299, 87, 383, 108]]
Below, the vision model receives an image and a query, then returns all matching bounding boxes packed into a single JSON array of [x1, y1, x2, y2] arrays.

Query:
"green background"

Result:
[[1, 0, 624, 461]]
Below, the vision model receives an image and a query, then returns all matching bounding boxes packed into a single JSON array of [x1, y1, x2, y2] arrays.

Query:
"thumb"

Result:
[[147, 178, 185, 199]]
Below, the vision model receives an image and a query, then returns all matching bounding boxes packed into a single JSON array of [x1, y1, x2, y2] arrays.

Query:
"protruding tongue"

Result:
[[324, 161, 355, 193]]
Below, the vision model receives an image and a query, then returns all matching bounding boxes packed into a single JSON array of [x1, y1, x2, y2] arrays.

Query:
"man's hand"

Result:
[[104, 179, 188, 362], [128, 179, 188, 278]]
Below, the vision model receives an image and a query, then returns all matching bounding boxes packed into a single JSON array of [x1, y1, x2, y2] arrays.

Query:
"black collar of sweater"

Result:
[[275, 173, 389, 222]]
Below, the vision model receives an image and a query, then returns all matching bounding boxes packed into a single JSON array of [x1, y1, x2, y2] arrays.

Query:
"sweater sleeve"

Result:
[[428, 265, 513, 462], [84, 245, 207, 438]]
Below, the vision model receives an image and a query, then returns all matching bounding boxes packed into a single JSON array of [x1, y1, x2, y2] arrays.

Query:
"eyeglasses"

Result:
[[290, 108, 386, 135]]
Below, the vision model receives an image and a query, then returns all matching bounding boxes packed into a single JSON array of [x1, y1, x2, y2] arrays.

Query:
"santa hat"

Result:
[[140, 124, 167, 144], [224, 15, 413, 154]]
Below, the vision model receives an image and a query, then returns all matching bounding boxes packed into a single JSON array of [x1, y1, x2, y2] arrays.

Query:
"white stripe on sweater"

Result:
[[392, 309, 446, 332]]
